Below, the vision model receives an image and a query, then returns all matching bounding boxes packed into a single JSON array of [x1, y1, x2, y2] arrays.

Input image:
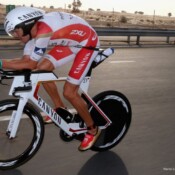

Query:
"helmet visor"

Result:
[[8, 30, 17, 37], [8, 28, 21, 38]]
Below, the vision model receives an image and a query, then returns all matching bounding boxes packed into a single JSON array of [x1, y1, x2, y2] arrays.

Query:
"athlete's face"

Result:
[[9, 28, 30, 43]]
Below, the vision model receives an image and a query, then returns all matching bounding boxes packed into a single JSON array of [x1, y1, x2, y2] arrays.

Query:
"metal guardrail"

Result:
[[0, 24, 175, 45], [94, 27, 175, 45]]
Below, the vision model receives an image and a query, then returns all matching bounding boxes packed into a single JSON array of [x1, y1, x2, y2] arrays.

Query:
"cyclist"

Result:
[[1, 6, 101, 151]]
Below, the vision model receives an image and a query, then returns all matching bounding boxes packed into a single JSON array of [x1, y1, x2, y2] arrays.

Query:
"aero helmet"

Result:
[[4, 6, 45, 37]]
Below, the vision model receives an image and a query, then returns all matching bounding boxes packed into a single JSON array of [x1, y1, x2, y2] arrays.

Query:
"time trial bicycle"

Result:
[[0, 47, 131, 170]]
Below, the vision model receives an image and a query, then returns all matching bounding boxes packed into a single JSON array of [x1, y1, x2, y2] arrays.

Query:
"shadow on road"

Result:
[[78, 151, 128, 175]]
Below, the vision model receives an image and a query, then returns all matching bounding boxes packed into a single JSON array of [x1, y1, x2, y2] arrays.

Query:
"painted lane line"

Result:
[[109, 60, 135, 63], [0, 115, 28, 121], [0, 109, 77, 122]]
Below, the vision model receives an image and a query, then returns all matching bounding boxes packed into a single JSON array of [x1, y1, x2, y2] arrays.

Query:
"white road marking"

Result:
[[109, 60, 135, 63], [0, 115, 28, 121], [0, 108, 77, 121]]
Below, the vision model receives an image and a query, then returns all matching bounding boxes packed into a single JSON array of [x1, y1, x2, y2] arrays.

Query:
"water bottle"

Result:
[[94, 48, 114, 63]]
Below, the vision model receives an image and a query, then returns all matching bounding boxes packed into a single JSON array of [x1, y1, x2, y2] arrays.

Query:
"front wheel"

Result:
[[88, 91, 132, 152], [0, 99, 44, 170]]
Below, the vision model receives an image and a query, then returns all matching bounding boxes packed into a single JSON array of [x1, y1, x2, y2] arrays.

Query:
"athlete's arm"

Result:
[[2, 56, 37, 70], [1, 21, 52, 70]]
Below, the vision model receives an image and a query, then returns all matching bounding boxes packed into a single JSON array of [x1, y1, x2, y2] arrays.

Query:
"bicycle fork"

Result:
[[7, 97, 28, 139]]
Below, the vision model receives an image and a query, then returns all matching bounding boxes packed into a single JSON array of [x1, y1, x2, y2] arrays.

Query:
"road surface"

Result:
[[0, 47, 175, 175]]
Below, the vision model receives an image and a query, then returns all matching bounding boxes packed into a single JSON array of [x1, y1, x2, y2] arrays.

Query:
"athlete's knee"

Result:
[[63, 88, 74, 101], [63, 83, 78, 101], [37, 59, 54, 71]]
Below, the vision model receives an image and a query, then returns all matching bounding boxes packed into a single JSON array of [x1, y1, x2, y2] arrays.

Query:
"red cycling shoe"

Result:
[[78, 126, 101, 151]]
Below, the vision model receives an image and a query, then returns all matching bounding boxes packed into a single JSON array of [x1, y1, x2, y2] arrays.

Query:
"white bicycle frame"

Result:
[[6, 71, 112, 139]]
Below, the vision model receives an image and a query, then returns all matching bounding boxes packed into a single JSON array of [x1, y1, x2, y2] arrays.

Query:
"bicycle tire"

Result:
[[88, 90, 132, 152], [0, 99, 44, 170]]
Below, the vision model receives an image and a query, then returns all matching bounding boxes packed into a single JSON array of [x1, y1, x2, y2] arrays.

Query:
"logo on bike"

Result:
[[34, 47, 46, 56], [38, 97, 61, 124]]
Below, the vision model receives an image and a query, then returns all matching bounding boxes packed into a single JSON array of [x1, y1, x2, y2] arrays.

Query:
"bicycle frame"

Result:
[[7, 71, 112, 139]]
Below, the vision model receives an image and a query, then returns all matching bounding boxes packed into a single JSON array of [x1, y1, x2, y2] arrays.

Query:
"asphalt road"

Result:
[[0, 47, 175, 175]]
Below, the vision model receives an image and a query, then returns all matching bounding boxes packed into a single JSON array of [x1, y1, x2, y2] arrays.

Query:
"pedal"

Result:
[[55, 107, 73, 123]]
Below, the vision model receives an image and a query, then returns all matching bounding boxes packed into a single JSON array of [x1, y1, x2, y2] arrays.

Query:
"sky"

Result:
[[1, 0, 175, 16]]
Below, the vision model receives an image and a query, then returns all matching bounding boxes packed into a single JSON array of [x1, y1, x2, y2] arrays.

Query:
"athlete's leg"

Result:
[[36, 46, 77, 123], [37, 58, 65, 109], [64, 29, 101, 150], [64, 48, 98, 134], [63, 82, 96, 133], [36, 45, 76, 109], [64, 56, 101, 151]]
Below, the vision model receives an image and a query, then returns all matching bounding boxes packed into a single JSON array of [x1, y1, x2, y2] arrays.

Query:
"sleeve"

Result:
[[30, 37, 50, 62], [23, 39, 35, 56], [24, 21, 52, 62]]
